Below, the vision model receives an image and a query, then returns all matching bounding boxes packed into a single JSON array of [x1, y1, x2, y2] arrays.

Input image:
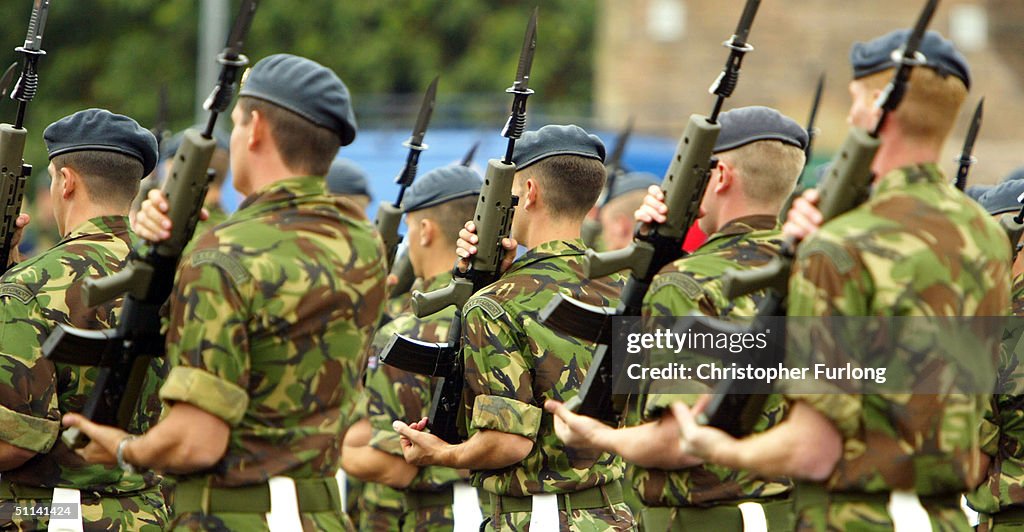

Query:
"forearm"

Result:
[[342, 444, 419, 488], [596, 421, 702, 470], [125, 403, 229, 473], [444, 430, 533, 470], [0, 441, 35, 471]]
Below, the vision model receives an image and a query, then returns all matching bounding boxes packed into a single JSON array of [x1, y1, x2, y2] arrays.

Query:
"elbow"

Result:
[[787, 430, 841, 482], [496, 434, 533, 467], [166, 436, 227, 472]]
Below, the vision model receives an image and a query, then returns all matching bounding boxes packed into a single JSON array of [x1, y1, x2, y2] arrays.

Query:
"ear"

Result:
[[60, 166, 77, 199], [248, 109, 265, 149], [523, 177, 539, 210], [713, 159, 733, 194], [418, 217, 434, 247]]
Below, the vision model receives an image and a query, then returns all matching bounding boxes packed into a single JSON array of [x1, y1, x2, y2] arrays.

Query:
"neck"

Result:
[[520, 213, 581, 249], [419, 249, 455, 281], [62, 202, 124, 237], [243, 152, 302, 196], [711, 197, 779, 234], [871, 128, 943, 181]]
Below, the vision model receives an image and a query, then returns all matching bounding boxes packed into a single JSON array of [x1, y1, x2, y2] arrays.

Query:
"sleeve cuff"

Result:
[[160, 366, 249, 426], [368, 427, 403, 456], [785, 393, 862, 438], [0, 403, 58, 453], [469, 395, 542, 439]]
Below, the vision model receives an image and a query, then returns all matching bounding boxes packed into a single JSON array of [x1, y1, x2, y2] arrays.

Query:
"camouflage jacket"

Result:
[[191, 202, 230, 239], [0, 216, 164, 493], [159, 176, 388, 487], [461, 239, 625, 496], [784, 164, 1010, 499], [366, 272, 462, 492], [635, 214, 791, 506]]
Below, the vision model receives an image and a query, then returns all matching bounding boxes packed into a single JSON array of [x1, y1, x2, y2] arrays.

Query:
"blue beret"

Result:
[[850, 30, 970, 89], [715, 106, 808, 153], [160, 127, 230, 163], [965, 167, 1024, 204], [607, 172, 659, 202], [240, 54, 358, 146], [403, 164, 482, 213], [44, 108, 158, 178], [977, 179, 1024, 216], [326, 159, 371, 197], [512, 124, 606, 171]]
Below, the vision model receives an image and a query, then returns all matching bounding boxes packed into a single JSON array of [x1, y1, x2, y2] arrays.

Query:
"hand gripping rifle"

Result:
[[1, 0, 50, 273], [701, 0, 940, 437], [952, 98, 983, 191], [390, 139, 480, 301], [375, 76, 439, 272], [581, 117, 634, 248], [42, 0, 259, 447], [378, 9, 538, 444], [538, 0, 762, 425]]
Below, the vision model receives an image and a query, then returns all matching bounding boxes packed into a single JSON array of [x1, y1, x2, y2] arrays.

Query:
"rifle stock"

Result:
[[376, 201, 403, 270], [0, 124, 29, 272]]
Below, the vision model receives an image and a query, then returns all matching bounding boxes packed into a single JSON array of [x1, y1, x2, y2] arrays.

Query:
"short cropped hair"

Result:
[[519, 155, 605, 221], [236, 96, 341, 177], [719, 140, 806, 206], [410, 195, 479, 246], [857, 67, 967, 144], [52, 150, 143, 209]]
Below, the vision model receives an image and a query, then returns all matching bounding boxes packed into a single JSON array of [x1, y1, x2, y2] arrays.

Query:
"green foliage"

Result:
[[0, 1, 596, 176]]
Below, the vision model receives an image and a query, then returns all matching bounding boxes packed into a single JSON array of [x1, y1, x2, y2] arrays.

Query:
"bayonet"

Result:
[[501, 7, 538, 163], [874, 0, 938, 125], [0, 63, 17, 100], [805, 73, 824, 165], [204, 0, 258, 116], [460, 140, 481, 167], [953, 98, 983, 191], [709, 0, 760, 120], [19, 0, 49, 54], [511, 8, 538, 95]]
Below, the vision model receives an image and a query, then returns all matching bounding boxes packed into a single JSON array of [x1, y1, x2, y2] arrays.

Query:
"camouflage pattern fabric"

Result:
[[0, 487, 169, 531], [783, 164, 1011, 531], [485, 503, 635, 531], [1013, 273, 1024, 317], [365, 272, 468, 529], [358, 481, 405, 531], [634, 215, 792, 510], [0, 216, 170, 530], [158, 176, 387, 529], [461, 238, 633, 530], [191, 202, 230, 239]]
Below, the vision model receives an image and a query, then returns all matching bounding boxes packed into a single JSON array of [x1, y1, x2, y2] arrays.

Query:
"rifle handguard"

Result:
[[83, 262, 154, 308], [0, 124, 28, 269], [158, 130, 217, 257], [375, 201, 403, 270], [412, 276, 475, 318], [815, 127, 880, 221]]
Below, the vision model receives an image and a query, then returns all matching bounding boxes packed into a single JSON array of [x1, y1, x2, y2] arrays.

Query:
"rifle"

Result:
[[375, 76, 439, 272], [43, 0, 259, 447], [1, 0, 50, 273], [778, 74, 825, 221], [538, 0, 762, 425], [581, 117, 634, 248], [379, 9, 538, 444], [390, 139, 480, 301], [952, 98, 983, 191], [702, 0, 940, 437]]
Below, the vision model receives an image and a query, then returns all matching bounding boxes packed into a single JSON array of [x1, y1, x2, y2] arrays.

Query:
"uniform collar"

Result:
[[710, 214, 778, 237], [505, 238, 587, 276], [237, 175, 325, 211], [422, 271, 453, 292], [874, 163, 946, 196], [59, 215, 131, 245]]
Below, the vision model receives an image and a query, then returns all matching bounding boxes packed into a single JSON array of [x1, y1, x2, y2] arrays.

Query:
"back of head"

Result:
[[403, 164, 483, 246], [604, 171, 659, 219], [512, 124, 607, 221], [850, 30, 970, 144], [713, 106, 808, 208], [44, 108, 157, 211], [237, 54, 359, 177]]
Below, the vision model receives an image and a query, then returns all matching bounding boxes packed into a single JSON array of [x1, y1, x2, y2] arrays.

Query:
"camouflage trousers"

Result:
[[402, 504, 457, 531], [170, 509, 353, 531], [796, 500, 970, 532], [357, 481, 404, 531], [485, 502, 636, 532], [0, 486, 169, 531]]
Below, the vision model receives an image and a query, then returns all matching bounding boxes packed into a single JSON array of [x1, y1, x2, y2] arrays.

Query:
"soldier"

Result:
[[342, 164, 484, 530], [64, 53, 388, 531], [598, 171, 659, 251], [326, 158, 373, 212], [0, 108, 169, 530], [546, 106, 807, 531], [673, 30, 1009, 531], [392, 124, 636, 530]]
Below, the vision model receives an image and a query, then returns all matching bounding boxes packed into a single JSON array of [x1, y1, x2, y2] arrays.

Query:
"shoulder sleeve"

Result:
[[461, 296, 542, 440], [159, 248, 252, 426]]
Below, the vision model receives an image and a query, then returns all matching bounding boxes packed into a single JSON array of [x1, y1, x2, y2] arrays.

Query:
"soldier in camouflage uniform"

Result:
[[547, 106, 808, 531], [673, 30, 1009, 531], [343, 164, 484, 530], [598, 171, 659, 252], [66, 54, 387, 531], [0, 109, 169, 530], [393, 124, 636, 531]]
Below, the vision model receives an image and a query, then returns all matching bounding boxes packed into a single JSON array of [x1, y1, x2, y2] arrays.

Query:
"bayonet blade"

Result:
[[224, 0, 259, 60], [961, 97, 983, 158], [21, 0, 50, 53], [903, 0, 939, 61], [605, 117, 635, 173], [460, 140, 481, 167], [732, 0, 761, 46], [0, 63, 18, 99], [512, 7, 538, 93], [408, 76, 438, 150], [805, 73, 825, 159]]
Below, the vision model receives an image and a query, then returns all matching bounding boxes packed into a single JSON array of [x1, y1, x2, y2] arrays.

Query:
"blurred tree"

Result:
[[0, 1, 596, 175]]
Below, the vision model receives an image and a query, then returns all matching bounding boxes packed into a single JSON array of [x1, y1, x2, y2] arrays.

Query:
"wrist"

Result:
[[116, 435, 139, 474]]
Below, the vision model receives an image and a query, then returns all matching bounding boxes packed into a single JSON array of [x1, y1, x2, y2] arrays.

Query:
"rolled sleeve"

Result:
[[0, 403, 58, 453], [160, 366, 249, 426], [469, 394, 542, 439]]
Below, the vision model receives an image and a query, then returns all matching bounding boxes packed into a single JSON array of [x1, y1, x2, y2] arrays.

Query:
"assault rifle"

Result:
[[379, 9, 538, 444], [1, 0, 50, 272], [538, 0, 763, 425], [952, 98, 983, 191], [43, 0, 259, 447]]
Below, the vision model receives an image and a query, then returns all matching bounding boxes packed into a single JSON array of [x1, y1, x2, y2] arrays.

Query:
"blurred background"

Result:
[[4, 0, 1023, 252]]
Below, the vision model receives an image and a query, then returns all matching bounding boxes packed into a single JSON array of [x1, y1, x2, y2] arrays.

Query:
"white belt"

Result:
[[47, 487, 82, 532], [452, 482, 483, 531], [334, 469, 347, 511], [737, 501, 768, 532], [887, 490, 932, 532], [265, 477, 303, 532], [531, 493, 559, 530]]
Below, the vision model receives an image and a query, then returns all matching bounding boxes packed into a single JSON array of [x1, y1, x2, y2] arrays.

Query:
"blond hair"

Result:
[[857, 67, 967, 143], [719, 140, 805, 206]]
